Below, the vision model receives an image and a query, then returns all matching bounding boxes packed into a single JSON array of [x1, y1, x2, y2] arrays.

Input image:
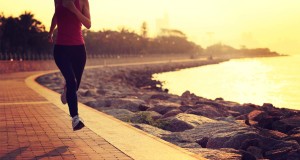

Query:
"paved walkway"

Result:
[[0, 68, 206, 160], [0, 72, 132, 160]]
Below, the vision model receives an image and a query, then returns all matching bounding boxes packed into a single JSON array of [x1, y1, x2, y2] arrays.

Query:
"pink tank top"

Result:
[[55, 0, 84, 45]]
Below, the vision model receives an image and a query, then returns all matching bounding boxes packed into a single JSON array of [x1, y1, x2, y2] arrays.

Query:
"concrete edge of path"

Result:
[[25, 69, 206, 160]]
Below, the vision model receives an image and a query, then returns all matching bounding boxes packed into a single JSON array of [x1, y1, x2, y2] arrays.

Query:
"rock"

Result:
[[228, 110, 242, 117], [138, 93, 153, 101], [215, 117, 236, 123], [150, 93, 170, 100], [257, 116, 280, 130], [288, 127, 300, 135], [208, 132, 261, 149], [160, 118, 194, 132], [181, 91, 192, 99], [161, 109, 182, 118], [185, 105, 229, 118], [172, 113, 216, 128], [77, 96, 96, 104], [96, 87, 106, 95], [246, 146, 263, 159], [196, 137, 209, 148], [147, 101, 180, 114], [262, 103, 274, 108], [239, 150, 256, 160], [215, 97, 224, 101], [109, 98, 146, 112], [171, 121, 252, 147], [167, 96, 182, 104], [179, 105, 193, 112], [229, 104, 257, 115], [159, 113, 217, 132], [272, 116, 300, 133], [177, 142, 201, 148], [265, 139, 300, 153], [247, 110, 267, 121], [84, 99, 110, 108], [131, 123, 171, 138], [235, 114, 247, 120], [259, 129, 288, 140], [265, 147, 295, 160], [130, 111, 162, 124], [102, 109, 135, 122], [186, 148, 242, 160], [161, 132, 191, 144], [285, 133, 300, 144], [138, 104, 151, 111], [240, 138, 262, 150], [81, 88, 98, 97]]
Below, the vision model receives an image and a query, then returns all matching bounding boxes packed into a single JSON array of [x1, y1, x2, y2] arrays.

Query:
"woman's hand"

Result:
[[62, 0, 91, 29], [48, 34, 54, 43]]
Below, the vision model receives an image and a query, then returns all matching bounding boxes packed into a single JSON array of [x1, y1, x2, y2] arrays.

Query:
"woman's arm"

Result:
[[48, 0, 58, 43], [63, 0, 91, 29], [48, 13, 57, 43]]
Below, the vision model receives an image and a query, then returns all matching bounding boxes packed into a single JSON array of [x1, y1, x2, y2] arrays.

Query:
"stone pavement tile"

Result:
[[0, 72, 133, 160], [0, 103, 132, 160]]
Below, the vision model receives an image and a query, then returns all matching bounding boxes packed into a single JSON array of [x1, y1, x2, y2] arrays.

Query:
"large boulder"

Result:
[[160, 113, 216, 132], [207, 132, 261, 149], [171, 121, 252, 144], [130, 111, 162, 124], [161, 109, 182, 118], [229, 104, 258, 115], [160, 118, 194, 132], [185, 104, 229, 118], [258, 129, 288, 140], [247, 110, 267, 121], [272, 116, 300, 133], [173, 113, 216, 127]]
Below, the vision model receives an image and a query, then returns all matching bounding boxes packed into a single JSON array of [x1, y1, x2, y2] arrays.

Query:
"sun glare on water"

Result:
[[154, 56, 300, 110]]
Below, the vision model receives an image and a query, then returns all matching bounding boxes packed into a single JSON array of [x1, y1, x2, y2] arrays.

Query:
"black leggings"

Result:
[[54, 45, 86, 118]]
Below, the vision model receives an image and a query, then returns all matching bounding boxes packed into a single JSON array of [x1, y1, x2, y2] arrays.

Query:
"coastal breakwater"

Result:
[[37, 59, 300, 160]]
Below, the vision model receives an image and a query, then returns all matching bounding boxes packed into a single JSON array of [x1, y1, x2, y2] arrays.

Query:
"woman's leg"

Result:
[[70, 45, 87, 90], [53, 45, 78, 118]]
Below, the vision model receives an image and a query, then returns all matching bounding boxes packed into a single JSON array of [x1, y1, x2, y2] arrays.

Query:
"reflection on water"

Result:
[[153, 56, 300, 110]]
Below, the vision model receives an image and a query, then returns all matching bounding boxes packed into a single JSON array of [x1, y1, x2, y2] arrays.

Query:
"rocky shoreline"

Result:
[[37, 59, 300, 160]]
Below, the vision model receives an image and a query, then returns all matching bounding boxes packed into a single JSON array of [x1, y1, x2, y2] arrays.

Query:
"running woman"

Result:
[[48, 0, 91, 131]]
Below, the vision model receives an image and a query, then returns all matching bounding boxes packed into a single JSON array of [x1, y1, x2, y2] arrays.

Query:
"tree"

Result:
[[0, 12, 50, 60], [141, 22, 148, 38]]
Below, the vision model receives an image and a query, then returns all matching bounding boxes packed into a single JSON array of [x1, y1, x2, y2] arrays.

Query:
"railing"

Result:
[[0, 53, 199, 74]]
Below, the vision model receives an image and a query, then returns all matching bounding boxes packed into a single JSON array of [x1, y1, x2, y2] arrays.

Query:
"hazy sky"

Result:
[[1, 0, 300, 54]]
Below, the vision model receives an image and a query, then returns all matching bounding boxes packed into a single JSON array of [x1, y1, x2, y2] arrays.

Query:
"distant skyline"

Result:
[[0, 0, 300, 55]]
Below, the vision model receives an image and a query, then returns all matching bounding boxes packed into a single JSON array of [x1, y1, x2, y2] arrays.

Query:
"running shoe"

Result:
[[72, 115, 85, 131]]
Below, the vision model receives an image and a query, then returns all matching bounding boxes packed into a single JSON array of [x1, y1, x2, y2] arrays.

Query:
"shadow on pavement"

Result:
[[34, 146, 69, 159], [0, 146, 29, 160]]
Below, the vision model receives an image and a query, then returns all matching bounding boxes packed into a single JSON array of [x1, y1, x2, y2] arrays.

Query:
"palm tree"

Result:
[[18, 11, 46, 59]]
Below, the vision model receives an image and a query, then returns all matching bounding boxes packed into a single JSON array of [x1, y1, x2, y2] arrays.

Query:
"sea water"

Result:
[[153, 55, 300, 110]]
